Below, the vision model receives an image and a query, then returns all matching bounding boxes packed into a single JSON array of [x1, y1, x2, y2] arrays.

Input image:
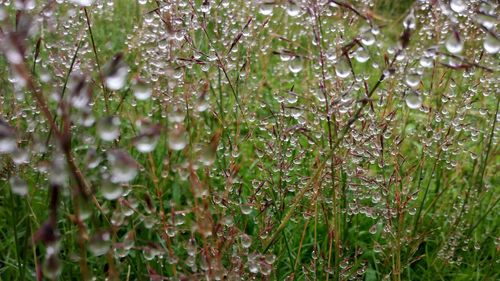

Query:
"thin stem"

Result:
[[84, 7, 109, 113]]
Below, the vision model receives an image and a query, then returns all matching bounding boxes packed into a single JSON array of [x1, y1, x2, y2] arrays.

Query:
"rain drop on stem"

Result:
[[104, 54, 129, 91], [168, 125, 189, 151], [483, 33, 500, 54], [405, 92, 423, 109], [97, 116, 121, 142], [108, 150, 139, 183], [132, 78, 152, 101], [445, 32, 464, 54], [88, 231, 111, 256], [0, 120, 17, 154], [10, 176, 28, 196], [335, 57, 351, 79], [288, 57, 303, 74], [69, 0, 94, 7]]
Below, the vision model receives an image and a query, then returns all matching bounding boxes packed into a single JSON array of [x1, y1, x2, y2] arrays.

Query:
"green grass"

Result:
[[0, 0, 499, 280]]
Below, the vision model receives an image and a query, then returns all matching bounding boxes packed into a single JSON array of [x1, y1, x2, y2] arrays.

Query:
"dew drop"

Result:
[[101, 182, 123, 200], [259, 2, 274, 16], [288, 57, 303, 74], [69, 75, 90, 110], [241, 234, 252, 248], [88, 231, 111, 256], [403, 9, 416, 29], [0, 120, 17, 154], [168, 125, 189, 151], [286, 2, 300, 17], [104, 54, 129, 91], [43, 253, 62, 279], [240, 204, 253, 215], [133, 134, 159, 153], [11, 148, 29, 165], [261, 263, 272, 276], [354, 47, 370, 63], [168, 107, 185, 123], [10, 176, 28, 196], [69, 0, 94, 6], [450, 0, 466, 13], [199, 145, 216, 166], [360, 32, 376, 46], [405, 92, 423, 109], [200, 1, 211, 13], [483, 33, 500, 54], [280, 52, 292, 62], [335, 57, 351, 78], [132, 78, 152, 100], [405, 73, 421, 89], [445, 32, 464, 54], [15, 0, 35, 10], [419, 56, 434, 68], [108, 150, 138, 183], [97, 116, 120, 142]]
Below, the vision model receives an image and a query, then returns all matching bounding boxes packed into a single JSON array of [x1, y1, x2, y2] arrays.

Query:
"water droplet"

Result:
[[405, 92, 422, 109], [475, 13, 496, 30], [69, 75, 90, 110], [104, 54, 129, 91], [97, 116, 120, 142], [335, 57, 351, 78], [280, 52, 292, 62], [0, 120, 17, 154], [199, 145, 216, 166], [11, 148, 29, 165], [445, 32, 464, 54], [483, 33, 500, 54], [403, 9, 416, 29], [241, 234, 252, 248], [259, 2, 274, 16], [450, 0, 466, 13], [15, 0, 35, 10], [360, 32, 376, 46], [85, 149, 101, 169], [101, 181, 123, 200], [133, 134, 159, 153], [10, 176, 28, 196], [108, 150, 138, 183], [43, 253, 62, 279], [69, 0, 94, 6], [134, 120, 161, 153], [261, 263, 272, 276], [222, 215, 234, 227], [168, 107, 185, 123], [88, 231, 111, 256], [195, 94, 210, 112], [265, 254, 276, 264], [288, 57, 303, 74], [3, 37, 24, 65], [200, 1, 211, 13], [354, 47, 370, 63], [419, 56, 434, 68], [286, 2, 300, 17], [240, 204, 253, 215], [405, 73, 421, 89], [168, 125, 188, 151], [132, 78, 152, 100]]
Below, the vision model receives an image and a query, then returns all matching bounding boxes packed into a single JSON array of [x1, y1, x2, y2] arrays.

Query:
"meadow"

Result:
[[0, 0, 498, 280]]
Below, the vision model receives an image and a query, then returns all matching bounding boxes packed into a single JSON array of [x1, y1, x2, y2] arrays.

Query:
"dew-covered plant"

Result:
[[0, 0, 498, 280]]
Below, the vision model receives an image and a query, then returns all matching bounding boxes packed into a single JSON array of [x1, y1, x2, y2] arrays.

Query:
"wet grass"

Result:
[[0, 0, 499, 281]]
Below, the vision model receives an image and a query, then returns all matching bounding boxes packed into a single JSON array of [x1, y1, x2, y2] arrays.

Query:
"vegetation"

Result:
[[0, 0, 498, 280]]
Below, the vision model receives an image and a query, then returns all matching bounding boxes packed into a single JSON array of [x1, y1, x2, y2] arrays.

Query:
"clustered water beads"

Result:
[[0, 0, 498, 280]]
